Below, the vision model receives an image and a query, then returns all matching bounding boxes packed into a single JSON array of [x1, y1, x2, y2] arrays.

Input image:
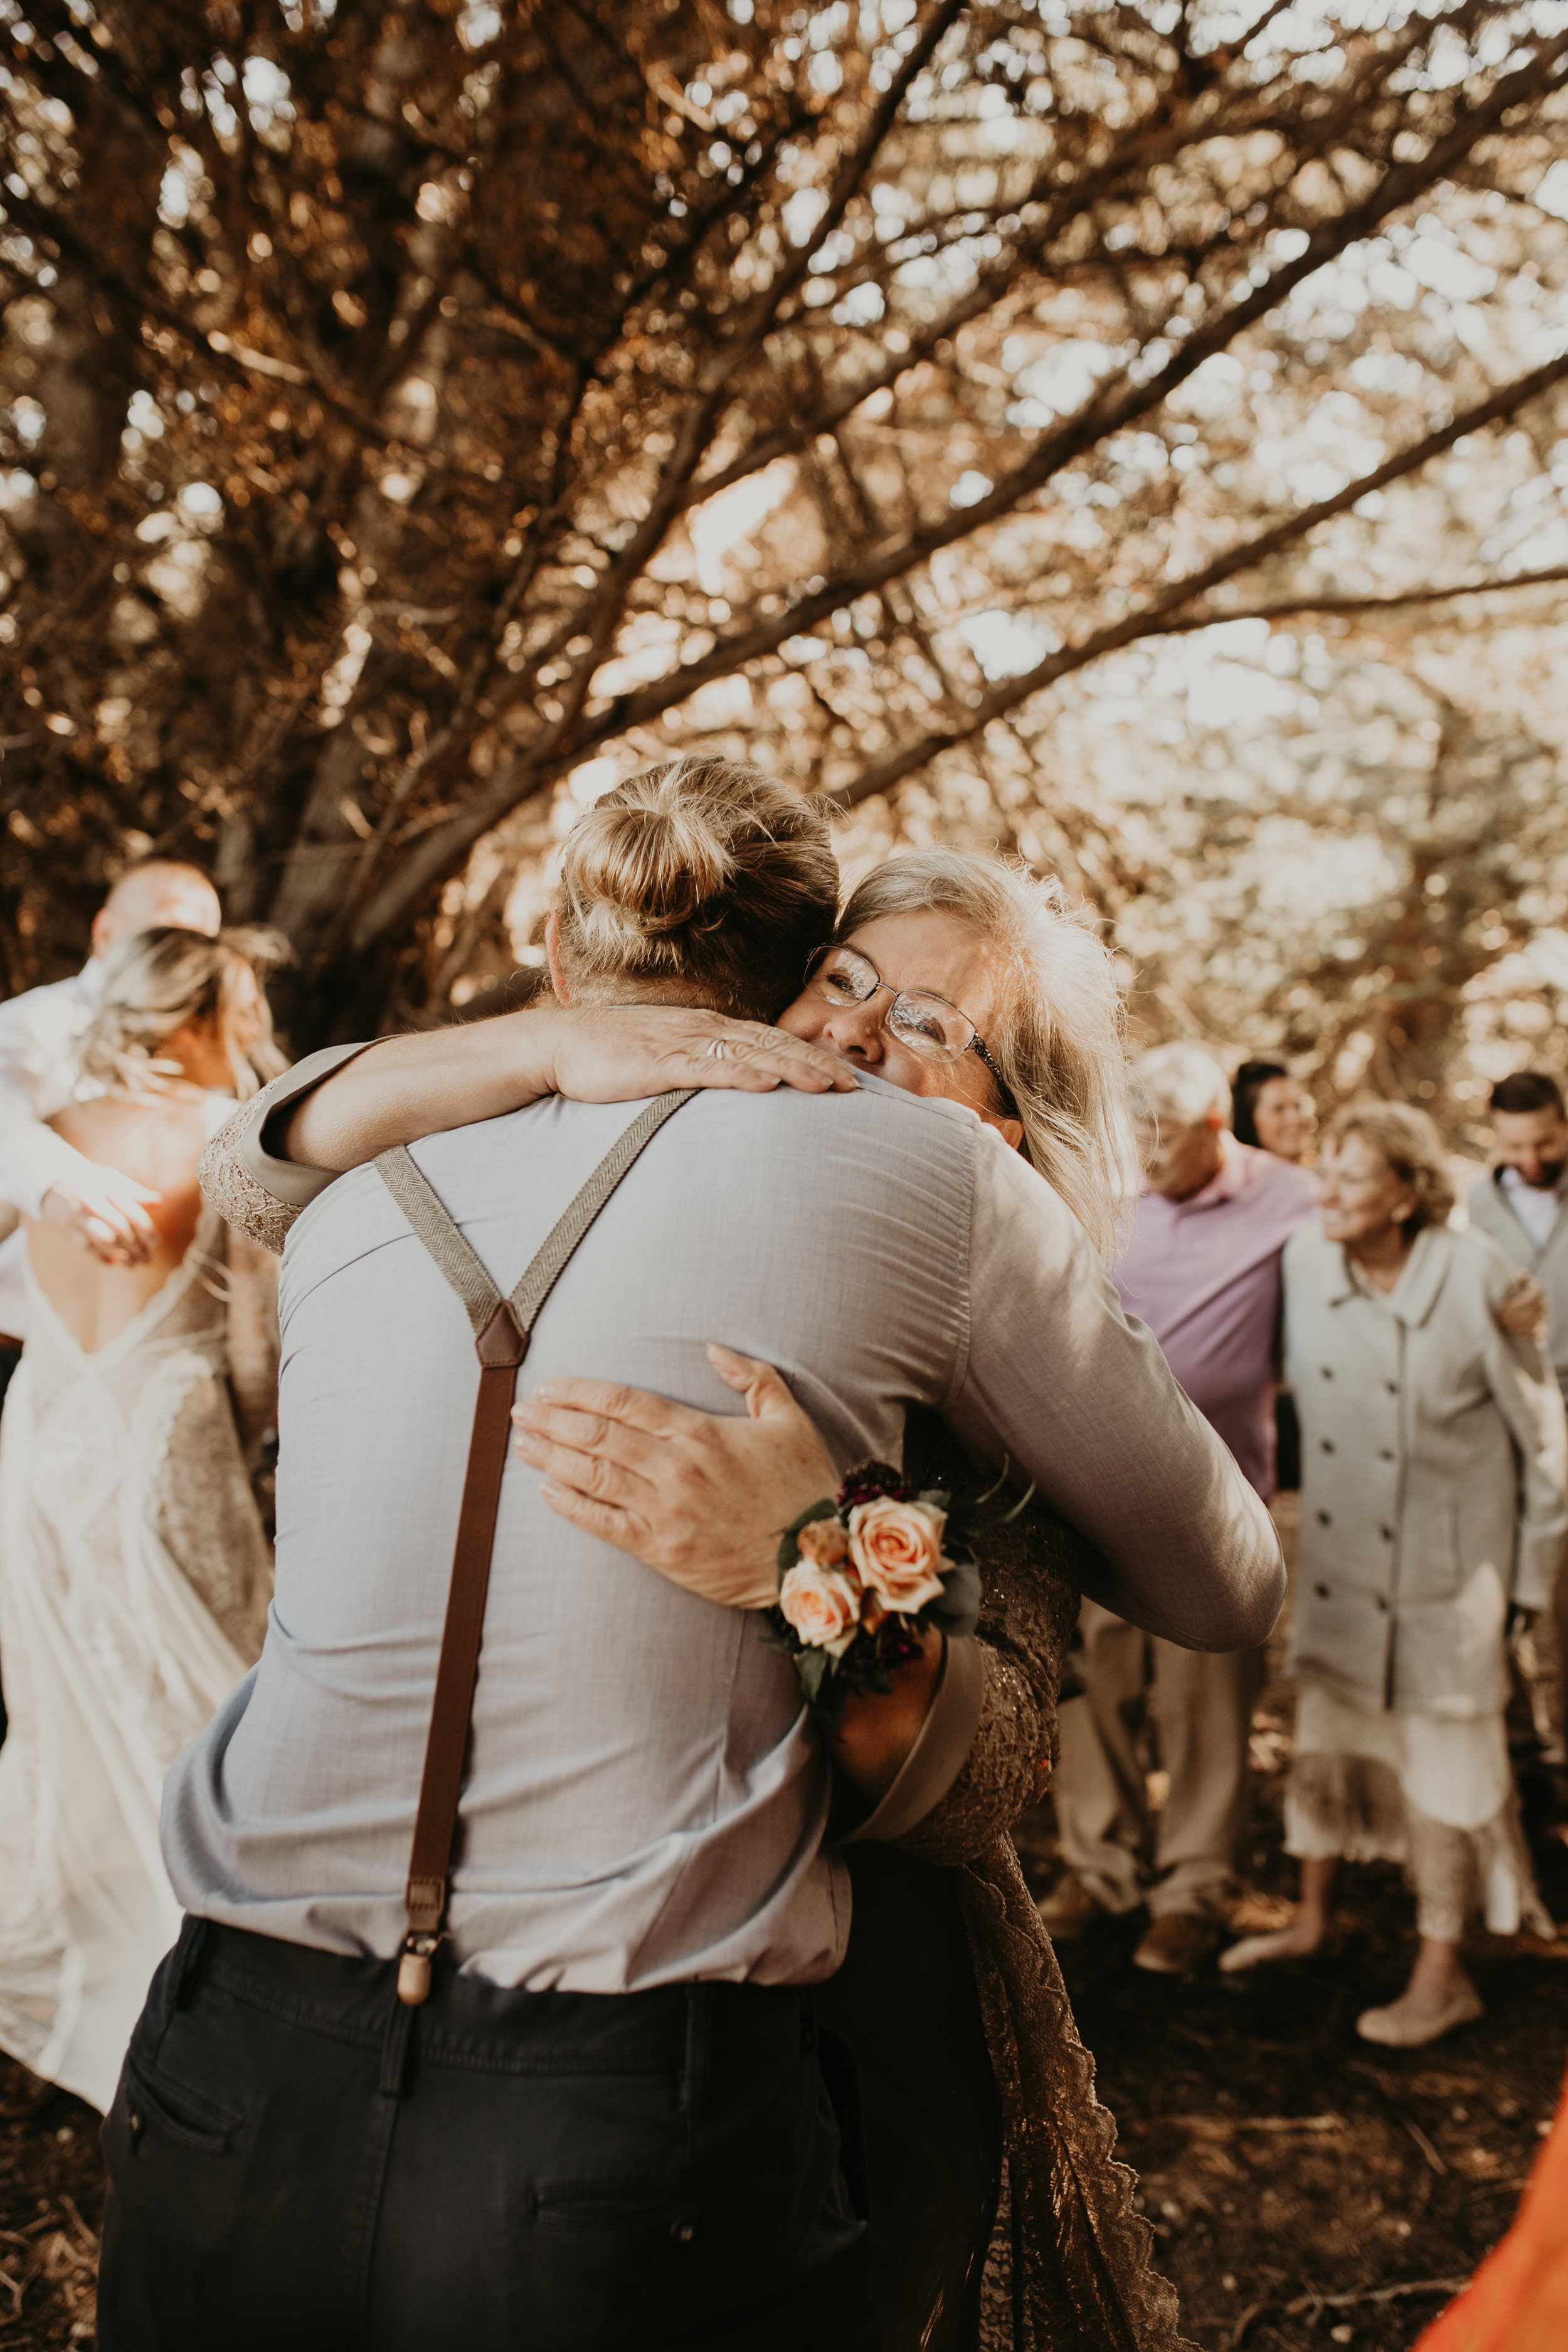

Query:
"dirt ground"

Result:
[[0, 2065, 103, 2349], [1015, 1494, 1568, 2352], [2, 1505, 1564, 2348], [1017, 1773, 1568, 2352]]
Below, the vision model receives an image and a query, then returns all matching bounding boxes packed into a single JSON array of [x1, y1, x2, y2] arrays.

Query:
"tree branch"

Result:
[[823, 351, 1568, 811], [1160, 563, 1568, 633]]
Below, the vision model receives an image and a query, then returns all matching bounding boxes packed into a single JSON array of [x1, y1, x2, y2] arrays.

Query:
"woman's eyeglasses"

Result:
[[802, 945, 1015, 1110]]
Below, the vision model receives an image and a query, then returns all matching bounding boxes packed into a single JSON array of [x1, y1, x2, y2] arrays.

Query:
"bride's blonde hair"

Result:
[[837, 854, 1136, 1262], [79, 925, 288, 1099], [554, 757, 839, 1020]]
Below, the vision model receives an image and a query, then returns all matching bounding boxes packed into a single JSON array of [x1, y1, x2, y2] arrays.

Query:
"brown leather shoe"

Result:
[[1133, 1912, 1219, 1975], [1036, 1877, 1113, 1939]]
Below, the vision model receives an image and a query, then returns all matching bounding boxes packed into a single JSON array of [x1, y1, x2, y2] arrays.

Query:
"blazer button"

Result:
[[1385, 1382, 1398, 1396], [1316, 1510, 1332, 1525], [1375, 1596, 1389, 1612], [1320, 1438, 1335, 1453], [1379, 1448, 1394, 1461], [1380, 1526, 1394, 1541], [1321, 1367, 1333, 1379], [1315, 1583, 1331, 1599]]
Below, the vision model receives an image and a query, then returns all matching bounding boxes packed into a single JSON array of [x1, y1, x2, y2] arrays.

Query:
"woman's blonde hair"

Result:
[[837, 852, 1137, 1261], [1325, 1100, 1456, 1233], [554, 757, 839, 1021], [80, 925, 288, 1099]]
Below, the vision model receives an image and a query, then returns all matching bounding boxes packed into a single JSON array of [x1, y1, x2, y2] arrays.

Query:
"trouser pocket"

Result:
[[103, 2054, 248, 2249]]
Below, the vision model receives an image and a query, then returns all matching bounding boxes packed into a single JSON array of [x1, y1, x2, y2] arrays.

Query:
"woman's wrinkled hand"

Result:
[[510, 1344, 838, 1608], [1496, 1272, 1549, 1345], [543, 1006, 856, 1103]]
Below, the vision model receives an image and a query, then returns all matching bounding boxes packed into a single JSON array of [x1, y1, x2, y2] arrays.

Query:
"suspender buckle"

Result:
[[397, 1930, 442, 2007]]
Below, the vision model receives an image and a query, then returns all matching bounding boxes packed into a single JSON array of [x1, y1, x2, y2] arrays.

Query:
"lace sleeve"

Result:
[[198, 1044, 378, 1253], [199, 1096, 299, 1254]]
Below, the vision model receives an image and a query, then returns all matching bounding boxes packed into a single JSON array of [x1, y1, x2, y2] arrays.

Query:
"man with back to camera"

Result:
[[94, 766, 1284, 2352], [1041, 1042, 1318, 1977], [0, 857, 223, 1402]]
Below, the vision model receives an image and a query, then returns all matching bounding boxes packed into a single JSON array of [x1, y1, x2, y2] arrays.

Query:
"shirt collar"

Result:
[[1499, 1162, 1567, 1203], [1325, 1222, 1450, 1327]]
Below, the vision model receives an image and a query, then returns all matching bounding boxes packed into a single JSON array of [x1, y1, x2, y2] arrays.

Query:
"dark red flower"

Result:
[[836, 1459, 909, 1511]]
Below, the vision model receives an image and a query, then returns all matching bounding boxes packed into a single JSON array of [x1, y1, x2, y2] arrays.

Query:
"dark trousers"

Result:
[[98, 1919, 880, 2352]]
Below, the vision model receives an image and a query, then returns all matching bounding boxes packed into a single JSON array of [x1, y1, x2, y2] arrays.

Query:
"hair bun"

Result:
[[553, 755, 837, 1020], [567, 781, 735, 943]]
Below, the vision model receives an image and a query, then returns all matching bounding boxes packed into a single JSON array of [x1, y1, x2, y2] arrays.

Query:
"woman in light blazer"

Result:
[[1222, 1100, 1568, 2047]]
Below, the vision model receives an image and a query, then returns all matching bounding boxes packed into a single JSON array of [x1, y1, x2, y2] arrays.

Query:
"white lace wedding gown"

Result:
[[0, 1198, 272, 2111]]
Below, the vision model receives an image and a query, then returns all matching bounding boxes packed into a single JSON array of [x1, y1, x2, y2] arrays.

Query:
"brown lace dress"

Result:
[[862, 1429, 1190, 2352]]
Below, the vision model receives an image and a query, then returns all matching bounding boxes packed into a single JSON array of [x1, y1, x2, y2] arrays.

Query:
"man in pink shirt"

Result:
[[1041, 1044, 1315, 1975]]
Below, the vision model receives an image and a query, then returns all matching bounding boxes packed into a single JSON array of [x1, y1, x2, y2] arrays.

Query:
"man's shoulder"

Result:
[[294, 1079, 979, 1260], [1247, 1148, 1316, 1210], [0, 964, 95, 1037], [415, 1074, 977, 1166], [1467, 1167, 1507, 1215]]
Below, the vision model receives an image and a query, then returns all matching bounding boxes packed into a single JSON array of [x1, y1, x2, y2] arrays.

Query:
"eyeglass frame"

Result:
[[802, 943, 1017, 1116]]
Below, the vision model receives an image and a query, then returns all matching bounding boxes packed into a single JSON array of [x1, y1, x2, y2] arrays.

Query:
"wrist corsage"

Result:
[[765, 1459, 1028, 1726]]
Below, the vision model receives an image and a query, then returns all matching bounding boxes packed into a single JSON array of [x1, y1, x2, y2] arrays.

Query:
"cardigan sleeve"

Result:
[[1478, 1246, 1568, 1609]]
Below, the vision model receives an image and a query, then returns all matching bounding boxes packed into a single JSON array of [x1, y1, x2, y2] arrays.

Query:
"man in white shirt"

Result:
[[0, 858, 221, 1367], [1470, 1071, 1568, 1400], [1470, 1071, 1568, 1777]]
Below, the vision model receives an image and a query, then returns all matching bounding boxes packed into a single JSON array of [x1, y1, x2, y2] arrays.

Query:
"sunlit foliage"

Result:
[[0, 0, 1564, 1063]]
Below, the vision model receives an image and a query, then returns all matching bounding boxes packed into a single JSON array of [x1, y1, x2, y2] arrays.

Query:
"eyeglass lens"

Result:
[[813, 950, 973, 1061]]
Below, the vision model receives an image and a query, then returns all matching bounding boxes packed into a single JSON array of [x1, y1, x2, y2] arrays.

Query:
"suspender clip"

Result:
[[397, 1930, 442, 2007]]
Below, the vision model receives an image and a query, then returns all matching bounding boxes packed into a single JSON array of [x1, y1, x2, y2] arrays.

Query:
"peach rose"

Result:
[[778, 1561, 862, 1656], [847, 1496, 946, 1613], [795, 1516, 850, 1569]]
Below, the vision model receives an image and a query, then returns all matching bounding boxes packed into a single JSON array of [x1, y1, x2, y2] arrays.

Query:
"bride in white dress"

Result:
[[0, 924, 284, 2112]]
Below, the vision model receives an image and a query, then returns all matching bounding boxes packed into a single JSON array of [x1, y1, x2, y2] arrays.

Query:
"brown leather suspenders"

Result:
[[374, 1091, 693, 2005]]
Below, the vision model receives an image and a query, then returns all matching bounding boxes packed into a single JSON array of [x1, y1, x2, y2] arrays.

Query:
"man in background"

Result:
[[1470, 1070, 1568, 1779], [1041, 1042, 1316, 1975], [0, 856, 222, 1403], [1470, 1073, 1568, 1401]]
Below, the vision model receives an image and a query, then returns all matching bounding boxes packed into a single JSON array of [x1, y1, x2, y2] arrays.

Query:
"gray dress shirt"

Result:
[[168, 1076, 1282, 1989]]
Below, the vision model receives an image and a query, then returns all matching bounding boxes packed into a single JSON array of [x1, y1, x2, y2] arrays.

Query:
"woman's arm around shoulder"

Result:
[[198, 1008, 855, 1255]]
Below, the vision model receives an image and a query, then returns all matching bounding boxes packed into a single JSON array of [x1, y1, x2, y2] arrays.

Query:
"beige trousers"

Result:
[[1054, 1599, 1266, 1920]]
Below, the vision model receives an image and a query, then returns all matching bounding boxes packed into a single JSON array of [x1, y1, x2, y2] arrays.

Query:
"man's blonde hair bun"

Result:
[[555, 757, 837, 1019], [565, 771, 736, 946]]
